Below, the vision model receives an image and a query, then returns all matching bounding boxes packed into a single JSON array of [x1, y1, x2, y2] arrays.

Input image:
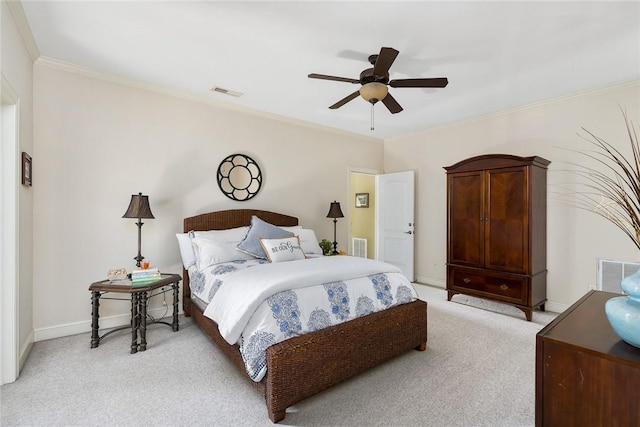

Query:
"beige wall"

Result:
[[384, 81, 640, 311], [32, 61, 383, 338], [2, 0, 35, 371]]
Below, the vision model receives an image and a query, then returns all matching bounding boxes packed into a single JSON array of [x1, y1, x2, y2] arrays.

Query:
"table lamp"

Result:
[[326, 201, 344, 255], [122, 192, 154, 267]]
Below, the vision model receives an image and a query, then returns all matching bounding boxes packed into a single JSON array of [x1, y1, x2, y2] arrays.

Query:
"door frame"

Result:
[[1, 74, 20, 385]]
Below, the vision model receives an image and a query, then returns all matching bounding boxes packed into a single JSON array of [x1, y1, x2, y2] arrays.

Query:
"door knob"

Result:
[[404, 231, 412, 235]]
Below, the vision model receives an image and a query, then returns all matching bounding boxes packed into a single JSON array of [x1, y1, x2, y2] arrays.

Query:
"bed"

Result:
[[181, 209, 428, 423]]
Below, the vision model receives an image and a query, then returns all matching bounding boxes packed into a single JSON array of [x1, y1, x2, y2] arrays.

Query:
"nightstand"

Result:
[[89, 273, 181, 353]]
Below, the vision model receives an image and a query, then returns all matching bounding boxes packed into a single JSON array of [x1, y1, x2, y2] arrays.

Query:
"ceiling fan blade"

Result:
[[382, 93, 403, 114], [329, 90, 361, 109], [389, 77, 449, 88], [373, 47, 399, 76], [308, 73, 360, 84]]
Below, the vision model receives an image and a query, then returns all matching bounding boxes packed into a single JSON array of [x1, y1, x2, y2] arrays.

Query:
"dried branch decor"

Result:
[[559, 109, 640, 250]]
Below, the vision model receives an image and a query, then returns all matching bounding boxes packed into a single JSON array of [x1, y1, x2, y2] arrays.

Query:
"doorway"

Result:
[[349, 171, 376, 259], [348, 168, 415, 281]]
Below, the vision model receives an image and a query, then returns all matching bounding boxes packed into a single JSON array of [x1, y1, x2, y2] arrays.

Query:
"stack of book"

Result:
[[131, 267, 161, 284]]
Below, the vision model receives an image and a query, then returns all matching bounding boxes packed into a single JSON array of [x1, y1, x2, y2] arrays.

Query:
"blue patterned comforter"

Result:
[[191, 256, 418, 382]]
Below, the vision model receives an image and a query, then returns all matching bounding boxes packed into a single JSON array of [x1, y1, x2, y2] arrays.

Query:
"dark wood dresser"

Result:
[[536, 290, 640, 426], [445, 154, 550, 320]]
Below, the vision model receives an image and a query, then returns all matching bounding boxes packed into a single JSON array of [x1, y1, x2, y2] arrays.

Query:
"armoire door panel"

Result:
[[485, 167, 529, 273], [448, 172, 483, 267]]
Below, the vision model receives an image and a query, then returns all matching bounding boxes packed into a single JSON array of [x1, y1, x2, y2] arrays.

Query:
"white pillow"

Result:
[[282, 227, 321, 254], [176, 233, 196, 269], [296, 229, 322, 254], [191, 226, 254, 270], [259, 236, 306, 263], [192, 226, 249, 240]]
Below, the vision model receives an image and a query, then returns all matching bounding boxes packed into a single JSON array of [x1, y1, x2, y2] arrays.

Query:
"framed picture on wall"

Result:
[[22, 152, 32, 187], [355, 193, 369, 208]]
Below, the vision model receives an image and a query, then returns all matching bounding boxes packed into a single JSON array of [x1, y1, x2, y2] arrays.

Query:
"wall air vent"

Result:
[[210, 86, 243, 97], [352, 238, 367, 258], [597, 259, 639, 294]]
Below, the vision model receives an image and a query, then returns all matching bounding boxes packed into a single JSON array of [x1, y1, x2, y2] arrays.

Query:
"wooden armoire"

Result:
[[444, 154, 550, 321]]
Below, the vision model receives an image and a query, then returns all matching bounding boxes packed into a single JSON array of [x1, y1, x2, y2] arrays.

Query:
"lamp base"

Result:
[[331, 218, 339, 256], [134, 219, 145, 268], [134, 254, 144, 268]]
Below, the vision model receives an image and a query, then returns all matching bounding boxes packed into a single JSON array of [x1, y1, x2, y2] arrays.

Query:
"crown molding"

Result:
[[5, 0, 39, 62], [35, 56, 382, 144], [388, 79, 640, 142]]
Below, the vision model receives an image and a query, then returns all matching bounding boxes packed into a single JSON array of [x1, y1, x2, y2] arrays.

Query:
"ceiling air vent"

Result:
[[210, 86, 243, 97]]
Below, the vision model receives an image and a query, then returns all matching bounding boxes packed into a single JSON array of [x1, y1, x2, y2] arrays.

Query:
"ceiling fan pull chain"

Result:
[[370, 102, 375, 131]]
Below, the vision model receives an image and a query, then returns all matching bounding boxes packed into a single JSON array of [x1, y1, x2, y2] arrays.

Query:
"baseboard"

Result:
[[415, 275, 446, 288], [31, 286, 569, 342], [18, 330, 34, 374], [33, 307, 181, 342], [543, 301, 568, 314]]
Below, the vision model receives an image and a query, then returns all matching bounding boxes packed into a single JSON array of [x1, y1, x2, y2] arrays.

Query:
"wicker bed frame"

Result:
[[183, 209, 428, 423]]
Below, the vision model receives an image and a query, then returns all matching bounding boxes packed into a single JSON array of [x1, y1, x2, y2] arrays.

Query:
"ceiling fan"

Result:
[[308, 47, 449, 115]]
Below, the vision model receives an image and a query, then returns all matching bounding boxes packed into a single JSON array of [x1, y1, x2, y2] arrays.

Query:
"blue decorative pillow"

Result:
[[237, 216, 294, 259]]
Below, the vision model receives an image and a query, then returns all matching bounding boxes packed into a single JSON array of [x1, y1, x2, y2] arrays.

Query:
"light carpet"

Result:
[[0, 284, 557, 427]]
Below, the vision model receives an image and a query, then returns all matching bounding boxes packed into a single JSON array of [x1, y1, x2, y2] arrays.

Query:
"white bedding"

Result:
[[192, 256, 418, 382]]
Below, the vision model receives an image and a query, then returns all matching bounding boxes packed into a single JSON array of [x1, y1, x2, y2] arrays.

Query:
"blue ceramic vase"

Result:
[[605, 268, 640, 348]]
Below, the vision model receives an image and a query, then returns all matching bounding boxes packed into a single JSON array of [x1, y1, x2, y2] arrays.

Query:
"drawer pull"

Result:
[[500, 284, 509, 291], [463, 277, 471, 284]]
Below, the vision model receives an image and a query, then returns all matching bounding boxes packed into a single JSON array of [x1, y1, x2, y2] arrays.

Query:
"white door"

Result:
[[376, 171, 415, 281]]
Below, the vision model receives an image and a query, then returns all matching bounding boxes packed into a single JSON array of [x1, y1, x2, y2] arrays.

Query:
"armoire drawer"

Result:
[[448, 266, 527, 303]]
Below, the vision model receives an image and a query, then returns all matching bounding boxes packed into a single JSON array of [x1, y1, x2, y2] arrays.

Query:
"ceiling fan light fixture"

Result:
[[359, 82, 388, 104]]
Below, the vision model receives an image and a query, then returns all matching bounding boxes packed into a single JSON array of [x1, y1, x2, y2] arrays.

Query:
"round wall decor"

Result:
[[217, 154, 262, 201]]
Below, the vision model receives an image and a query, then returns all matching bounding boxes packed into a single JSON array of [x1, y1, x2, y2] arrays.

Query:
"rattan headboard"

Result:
[[182, 209, 299, 297]]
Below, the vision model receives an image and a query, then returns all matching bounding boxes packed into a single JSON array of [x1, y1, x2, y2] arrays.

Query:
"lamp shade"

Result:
[[359, 82, 388, 104], [122, 192, 155, 219], [326, 201, 344, 219]]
